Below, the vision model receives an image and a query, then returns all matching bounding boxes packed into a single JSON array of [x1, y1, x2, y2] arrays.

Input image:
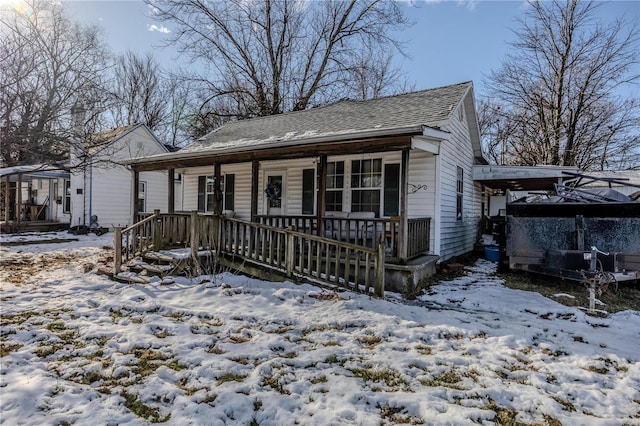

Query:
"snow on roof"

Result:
[[0, 164, 69, 178], [181, 81, 472, 154]]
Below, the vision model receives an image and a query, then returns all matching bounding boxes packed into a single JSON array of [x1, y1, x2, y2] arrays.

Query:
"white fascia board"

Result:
[[411, 137, 440, 155], [411, 127, 449, 155]]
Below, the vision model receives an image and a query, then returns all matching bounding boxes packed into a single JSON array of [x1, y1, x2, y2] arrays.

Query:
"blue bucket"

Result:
[[484, 246, 500, 262]]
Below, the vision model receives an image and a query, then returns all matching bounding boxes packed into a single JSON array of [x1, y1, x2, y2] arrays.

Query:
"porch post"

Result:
[[17, 173, 22, 225], [251, 160, 259, 219], [213, 163, 221, 215], [399, 148, 410, 262], [4, 175, 10, 222], [168, 168, 175, 214], [132, 169, 139, 223], [316, 155, 327, 237]]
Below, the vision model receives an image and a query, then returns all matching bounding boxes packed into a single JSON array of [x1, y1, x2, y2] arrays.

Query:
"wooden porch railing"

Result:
[[407, 217, 431, 259], [220, 217, 384, 296], [255, 214, 431, 260], [254, 215, 316, 234], [114, 212, 429, 296], [115, 212, 384, 296], [114, 212, 158, 274]]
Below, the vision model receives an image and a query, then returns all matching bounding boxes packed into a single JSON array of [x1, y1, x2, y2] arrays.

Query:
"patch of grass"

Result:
[[483, 397, 519, 425], [378, 403, 424, 425], [0, 342, 22, 357], [323, 340, 341, 347], [45, 321, 66, 332], [262, 374, 290, 395], [35, 343, 63, 358], [228, 334, 251, 343], [499, 271, 640, 313], [206, 345, 225, 354], [253, 399, 263, 411], [357, 334, 382, 348], [216, 373, 247, 386], [324, 355, 340, 364], [153, 329, 173, 339], [165, 360, 188, 371], [415, 344, 432, 355], [231, 356, 249, 365], [130, 348, 170, 377], [309, 374, 327, 384], [420, 369, 463, 389], [120, 390, 170, 423], [551, 395, 576, 412], [349, 366, 409, 391], [82, 370, 104, 384]]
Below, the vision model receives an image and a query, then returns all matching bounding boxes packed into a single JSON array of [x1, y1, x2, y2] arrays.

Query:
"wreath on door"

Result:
[[264, 182, 281, 199]]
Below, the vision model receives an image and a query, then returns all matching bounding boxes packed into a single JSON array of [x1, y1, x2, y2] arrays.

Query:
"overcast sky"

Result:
[[63, 0, 640, 96]]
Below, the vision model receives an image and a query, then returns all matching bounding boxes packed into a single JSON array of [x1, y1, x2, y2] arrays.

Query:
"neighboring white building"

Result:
[[68, 124, 171, 228]]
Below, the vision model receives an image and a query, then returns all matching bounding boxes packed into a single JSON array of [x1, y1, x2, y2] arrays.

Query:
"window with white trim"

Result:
[[351, 158, 382, 214], [138, 181, 147, 213], [456, 166, 463, 220], [325, 161, 344, 212], [63, 179, 71, 213]]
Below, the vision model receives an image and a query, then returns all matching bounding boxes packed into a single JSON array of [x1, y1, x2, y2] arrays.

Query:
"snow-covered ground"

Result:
[[1, 231, 639, 425]]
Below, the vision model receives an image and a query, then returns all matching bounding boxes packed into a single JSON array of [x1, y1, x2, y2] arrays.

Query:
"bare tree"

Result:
[[107, 51, 167, 131], [0, 0, 110, 167], [482, 0, 639, 170], [146, 0, 409, 133]]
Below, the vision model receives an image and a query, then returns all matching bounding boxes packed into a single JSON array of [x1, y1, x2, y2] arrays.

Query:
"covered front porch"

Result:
[[0, 165, 70, 233], [122, 127, 445, 294]]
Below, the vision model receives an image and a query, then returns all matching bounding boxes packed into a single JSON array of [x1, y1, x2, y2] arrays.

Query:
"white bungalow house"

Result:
[[123, 81, 488, 292], [1, 123, 173, 232]]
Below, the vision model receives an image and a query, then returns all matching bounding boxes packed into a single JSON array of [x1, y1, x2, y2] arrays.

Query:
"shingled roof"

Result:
[[182, 81, 473, 154]]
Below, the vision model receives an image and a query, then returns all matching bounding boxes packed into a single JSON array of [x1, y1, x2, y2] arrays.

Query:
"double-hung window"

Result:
[[325, 161, 344, 212], [63, 179, 71, 213], [351, 158, 382, 214], [137, 181, 147, 213], [456, 166, 463, 220], [197, 176, 216, 212]]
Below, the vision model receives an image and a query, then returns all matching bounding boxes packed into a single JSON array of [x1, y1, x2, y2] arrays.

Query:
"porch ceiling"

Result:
[[131, 134, 416, 172]]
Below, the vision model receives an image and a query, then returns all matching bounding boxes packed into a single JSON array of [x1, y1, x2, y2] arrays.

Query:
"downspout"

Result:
[[89, 161, 93, 225]]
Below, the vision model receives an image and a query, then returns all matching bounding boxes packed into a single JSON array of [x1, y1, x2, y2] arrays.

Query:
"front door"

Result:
[[265, 172, 285, 215]]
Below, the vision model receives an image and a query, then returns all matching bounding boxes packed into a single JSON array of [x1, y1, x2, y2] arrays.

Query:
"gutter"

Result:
[[127, 124, 429, 167]]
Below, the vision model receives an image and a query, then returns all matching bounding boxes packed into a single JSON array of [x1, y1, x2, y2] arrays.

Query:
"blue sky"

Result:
[[64, 0, 640, 96]]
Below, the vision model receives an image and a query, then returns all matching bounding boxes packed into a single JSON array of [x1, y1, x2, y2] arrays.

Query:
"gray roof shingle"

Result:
[[183, 81, 472, 154]]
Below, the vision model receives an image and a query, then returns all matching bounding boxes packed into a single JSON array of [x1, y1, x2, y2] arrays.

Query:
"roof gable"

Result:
[[86, 124, 167, 157]]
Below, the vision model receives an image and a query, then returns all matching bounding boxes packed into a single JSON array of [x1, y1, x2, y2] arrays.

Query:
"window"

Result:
[[456, 166, 463, 220], [63, 179, 71, 213], [351, 158, 382, 214], [325, 161, 344, 212], [224, 174, 235, 211], [137, 181, 147, 213], [302, 169, 314, 215], [197, 175, 216, 212]]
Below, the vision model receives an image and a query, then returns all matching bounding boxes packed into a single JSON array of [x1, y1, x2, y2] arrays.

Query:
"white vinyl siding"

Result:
[[84, 126, 168, 227], [436, 103, 481, 261]]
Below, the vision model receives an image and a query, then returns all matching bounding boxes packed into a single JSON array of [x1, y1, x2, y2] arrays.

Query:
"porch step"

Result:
[[114, 272, 156, 284], [129, 262, 175, 278]]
